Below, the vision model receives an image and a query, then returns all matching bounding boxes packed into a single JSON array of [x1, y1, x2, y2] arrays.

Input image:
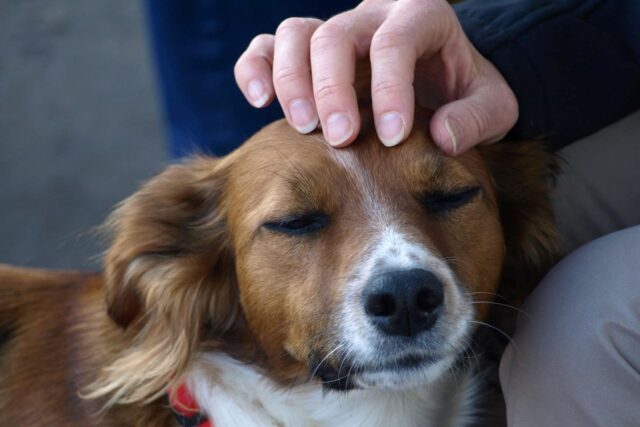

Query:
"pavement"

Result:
[[0, 0, 167, 269]]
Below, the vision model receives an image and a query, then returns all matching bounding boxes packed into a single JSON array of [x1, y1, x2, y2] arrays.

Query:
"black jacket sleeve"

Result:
[[454, 0, 640, 149]]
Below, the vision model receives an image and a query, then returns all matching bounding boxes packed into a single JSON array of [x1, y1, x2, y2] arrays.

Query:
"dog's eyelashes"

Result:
[[263, 213, 330, 236], [421, 186, 482, 215]]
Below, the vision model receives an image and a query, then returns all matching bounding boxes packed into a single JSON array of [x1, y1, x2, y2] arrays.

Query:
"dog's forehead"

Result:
[[226, 119, 493, 224], [224, 117, 498, 264], [236, 118, 446, 178]]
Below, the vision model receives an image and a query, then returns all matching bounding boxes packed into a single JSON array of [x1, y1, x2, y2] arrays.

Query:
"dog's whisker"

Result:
[[310, 343, 346, 381], [469, 320, 521, 359], [337, 346, 352, 376], [345, 354, 358, 389], [468, 291, 512, 303], [471, 301, 531, 319]]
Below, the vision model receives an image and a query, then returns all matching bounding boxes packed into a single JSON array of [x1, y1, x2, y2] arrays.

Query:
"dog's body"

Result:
[[0, 267, 173, 426], [0, 110, 559, 426]]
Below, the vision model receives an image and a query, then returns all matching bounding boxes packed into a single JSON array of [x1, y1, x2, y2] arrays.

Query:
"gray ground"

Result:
[[0, 0, 166, 269]]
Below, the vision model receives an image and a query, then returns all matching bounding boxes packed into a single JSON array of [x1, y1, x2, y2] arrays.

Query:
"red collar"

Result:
[[168, 384, 212, 427]]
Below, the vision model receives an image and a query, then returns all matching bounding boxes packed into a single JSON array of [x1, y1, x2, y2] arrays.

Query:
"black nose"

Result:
[[362, 269, 444, 337]]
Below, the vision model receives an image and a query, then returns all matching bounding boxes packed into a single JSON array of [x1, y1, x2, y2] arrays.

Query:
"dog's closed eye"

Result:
[[420, 186, 482, 215], [263, 212, 330, 236]]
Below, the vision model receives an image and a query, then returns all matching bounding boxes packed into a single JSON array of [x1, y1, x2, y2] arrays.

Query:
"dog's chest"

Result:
[[186, 354, 480, 427]]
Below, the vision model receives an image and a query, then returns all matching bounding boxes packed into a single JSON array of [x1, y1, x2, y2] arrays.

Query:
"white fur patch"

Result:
[[338, 226, 473, 383], [327, 147, 390, 224], [187, 353, 481, 427]]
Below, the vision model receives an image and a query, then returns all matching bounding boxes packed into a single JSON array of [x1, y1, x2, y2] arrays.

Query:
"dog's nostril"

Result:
[[365, 293, 396, 317], [416, 288, 442, 313]]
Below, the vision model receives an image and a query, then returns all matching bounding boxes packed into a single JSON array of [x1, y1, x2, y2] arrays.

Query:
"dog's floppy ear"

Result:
[[104, 156, 235, 329], [479, 141, 563, 298], [91, 156, 238, 405]]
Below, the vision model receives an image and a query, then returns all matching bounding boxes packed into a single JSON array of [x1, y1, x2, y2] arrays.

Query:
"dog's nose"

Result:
[[362, 269, 444, 337]]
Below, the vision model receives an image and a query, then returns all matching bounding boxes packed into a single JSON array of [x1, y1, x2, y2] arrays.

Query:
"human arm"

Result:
[[455, 0, 640, 149]]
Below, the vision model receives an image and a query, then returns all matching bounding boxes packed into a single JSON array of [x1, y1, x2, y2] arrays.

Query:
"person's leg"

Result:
[[500, 110, 640, 426], [552, 109, 640, 251], [500, 224, 640, 426]]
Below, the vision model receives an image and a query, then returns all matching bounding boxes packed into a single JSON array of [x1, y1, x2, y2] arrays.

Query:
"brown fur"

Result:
[[0, 267, 174, 426], [0, 109, 560, 426]]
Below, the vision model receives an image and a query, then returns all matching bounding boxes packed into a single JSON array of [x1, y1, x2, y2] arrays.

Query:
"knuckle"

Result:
[[234, 54, 252, 75], [355, 0, 380, 9], [311, 21, 349, 51], [371, 27, 411, 54], [325, 11, 353, 29], [372, 79, 405, 97], [276, 17, 310, 36], [273, 64, 307, 87], [314, 76, 347, 102], [249, 33, 273, 49], [407, 0, 448, 14]]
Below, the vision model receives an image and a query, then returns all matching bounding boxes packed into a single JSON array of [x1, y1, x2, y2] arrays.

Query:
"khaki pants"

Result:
[[500, 110, 640, 426]]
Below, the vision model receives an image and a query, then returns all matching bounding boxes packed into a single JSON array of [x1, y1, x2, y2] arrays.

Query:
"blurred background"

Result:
[[0, 0, 358, 270], [0, 1, 166, 269], [2, 0, 636, 270]]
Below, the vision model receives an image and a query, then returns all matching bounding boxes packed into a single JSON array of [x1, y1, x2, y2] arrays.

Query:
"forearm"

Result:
[[455, 0, 640, 149]]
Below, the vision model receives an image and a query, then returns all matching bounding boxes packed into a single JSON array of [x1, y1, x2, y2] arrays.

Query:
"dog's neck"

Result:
[[185, 353, 481, 427]]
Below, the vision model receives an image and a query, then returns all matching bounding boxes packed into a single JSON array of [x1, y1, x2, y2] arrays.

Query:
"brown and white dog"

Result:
[[0, 109, 559, 426]]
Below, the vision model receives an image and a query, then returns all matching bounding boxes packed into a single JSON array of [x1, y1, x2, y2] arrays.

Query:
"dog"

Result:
[[0, 108, 559, 426]]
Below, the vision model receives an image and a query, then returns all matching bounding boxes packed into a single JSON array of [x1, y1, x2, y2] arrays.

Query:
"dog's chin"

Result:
[[316, 313, 474, 392], [353, 354, 456, 390], [316, 353, 456, 392]]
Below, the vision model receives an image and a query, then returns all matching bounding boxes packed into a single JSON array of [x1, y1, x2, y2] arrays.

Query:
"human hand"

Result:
[[234, 0, 518, 155]]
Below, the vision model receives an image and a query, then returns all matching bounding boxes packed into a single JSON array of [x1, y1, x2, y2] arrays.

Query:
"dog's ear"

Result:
[[91, 156, 238, 405], [104, 156, 235, 329], [479, 142, 563, 299]]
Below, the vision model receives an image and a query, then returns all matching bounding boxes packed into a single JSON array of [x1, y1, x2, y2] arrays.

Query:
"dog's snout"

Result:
[[362, 269, 443, 337]]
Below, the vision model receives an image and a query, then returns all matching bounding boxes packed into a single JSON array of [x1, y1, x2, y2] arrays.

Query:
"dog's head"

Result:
[[94, 110, 558, 403]]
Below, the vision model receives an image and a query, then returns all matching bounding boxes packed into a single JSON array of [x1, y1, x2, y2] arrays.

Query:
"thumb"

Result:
[[430, 83, 518, 156]]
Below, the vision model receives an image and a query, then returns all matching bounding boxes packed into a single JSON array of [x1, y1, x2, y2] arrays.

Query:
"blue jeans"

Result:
[[145, 0, 357, 157]]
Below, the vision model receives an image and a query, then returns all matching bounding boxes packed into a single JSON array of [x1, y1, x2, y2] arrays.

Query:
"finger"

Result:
[[430, 77, 519, 155], [369, 0, 453, 146], [310, 7, 389, 147], [273, 18, 323, 134], [234, 34, 276, 108]]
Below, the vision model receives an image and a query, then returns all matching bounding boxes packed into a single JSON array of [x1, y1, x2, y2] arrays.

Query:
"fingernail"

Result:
[[444, 117, 463, 154], [248, 79, 269, 108], [377, 111, 406, 147], [326, 112, 353, 146], [289, 99, 319, 134]]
